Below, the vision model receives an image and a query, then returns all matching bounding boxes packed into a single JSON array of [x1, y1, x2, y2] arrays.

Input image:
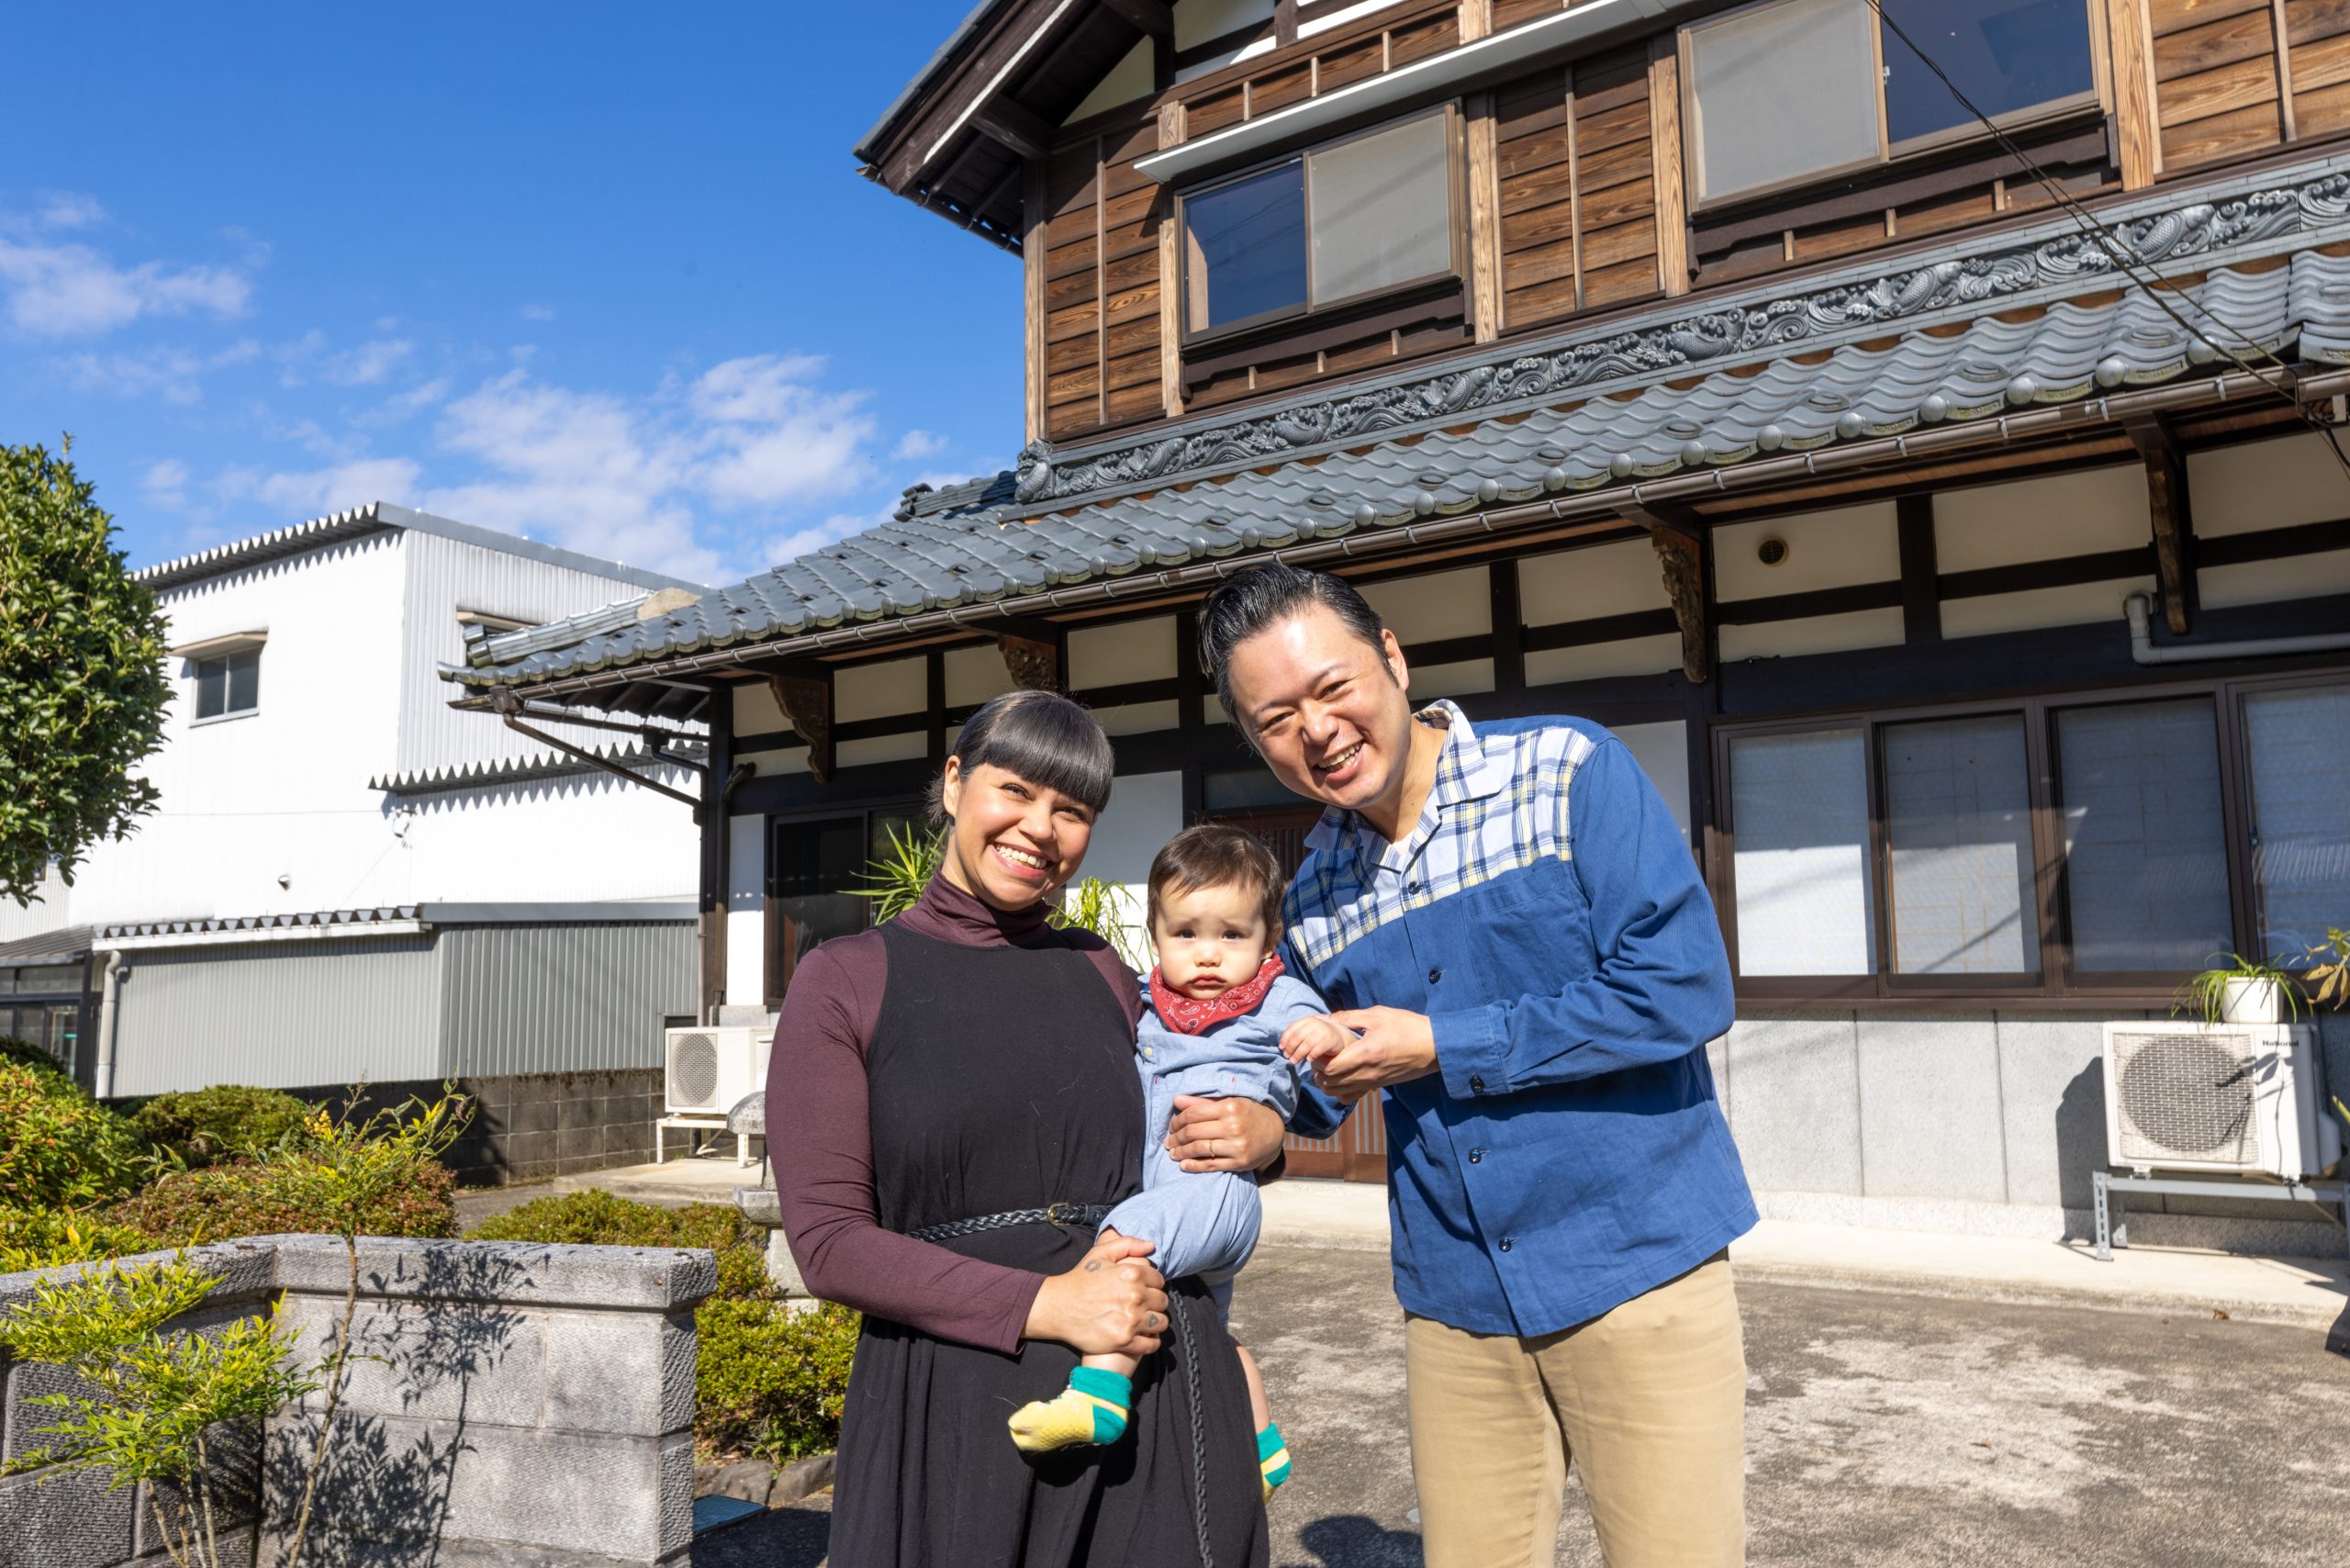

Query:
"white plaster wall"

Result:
[[726, 812, 766, 1008], [1719, 608, 1905, 662], [1933, 465, 2149, 571], [1070, 616, 1178, 689], [1525, 634, 1682, 685], [1092, 700, 1183, 736], [1519, 537, 1671, 624], [838, 733, 929, 769], [356, 771, 699, 908], [1065, 39, 1153, 123], [1090, 769, 1185, 962], [1941, 577, 2154, 640], [946, 644, 1018, 707], [733, 681, 787, 736], [1176, 0, 1272, 50], [1405, 658, 1496, 700], [2201, 551, 2350, 609], [1360, 566, 1492, 645], [835, 655, 926, 723], [2188, 431, 2344, 534], [1714, 502, 1897, 601]]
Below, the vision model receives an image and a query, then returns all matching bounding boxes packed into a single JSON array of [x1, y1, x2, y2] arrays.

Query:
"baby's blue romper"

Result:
[[1100, 973, 1325, 1317]]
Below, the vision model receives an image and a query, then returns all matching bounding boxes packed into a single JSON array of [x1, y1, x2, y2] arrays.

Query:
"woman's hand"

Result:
[[1166, 1094, 1287, 1174], [1024, 1231, 1169, 1358]]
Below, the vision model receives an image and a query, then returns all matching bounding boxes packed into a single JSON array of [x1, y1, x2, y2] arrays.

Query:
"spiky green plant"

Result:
[[854, 821, 1147, 968], [2173, 953, 2306, 1025]]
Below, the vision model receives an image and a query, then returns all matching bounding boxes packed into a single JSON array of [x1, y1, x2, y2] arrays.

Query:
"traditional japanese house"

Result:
[[448, 0, 2350, 1251]]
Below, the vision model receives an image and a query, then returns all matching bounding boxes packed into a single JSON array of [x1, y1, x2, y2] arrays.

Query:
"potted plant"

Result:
[[2175, 953, 2307, 1026]]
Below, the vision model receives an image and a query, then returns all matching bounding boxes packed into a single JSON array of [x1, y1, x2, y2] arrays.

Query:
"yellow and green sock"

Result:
[[1258, 1421, 1292, 1501], [1008, 1366, 1132, 1452]]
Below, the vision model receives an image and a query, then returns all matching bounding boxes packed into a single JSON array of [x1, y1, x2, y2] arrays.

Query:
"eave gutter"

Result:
[[452, 366, 2350, 708]]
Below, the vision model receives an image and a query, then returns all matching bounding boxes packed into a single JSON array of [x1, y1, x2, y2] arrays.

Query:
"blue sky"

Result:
[[0, 2, 1018, 585]]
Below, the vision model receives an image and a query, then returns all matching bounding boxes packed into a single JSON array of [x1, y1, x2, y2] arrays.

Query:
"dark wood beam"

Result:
[[1897, 493, 1942, 645], [971, 96, 1055, 163], [1101, 0, 1172, 37], [1490, 559, 1526, 692], [699, 691, 733, 1022], [767, 671, 834, 784], [2124, 415, 2199, 636]]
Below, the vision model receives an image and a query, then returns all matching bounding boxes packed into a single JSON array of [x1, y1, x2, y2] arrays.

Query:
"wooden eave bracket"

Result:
[[767, 671, 834, 783], [972, 96, 1054, 163], [2123, 415, 2196, 636], [1615, 499, 1710, 685], [998, 631, 1060, 692]]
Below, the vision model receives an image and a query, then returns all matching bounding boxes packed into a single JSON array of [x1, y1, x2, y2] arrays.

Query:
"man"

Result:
[[1200, 561, 1754, 1568]]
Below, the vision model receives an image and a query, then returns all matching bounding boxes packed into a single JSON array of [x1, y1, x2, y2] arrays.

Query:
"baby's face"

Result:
[[1151, 880, 1275, 1000]]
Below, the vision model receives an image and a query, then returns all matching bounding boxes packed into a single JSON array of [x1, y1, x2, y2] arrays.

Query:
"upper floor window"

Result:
[[1684, 0, 2099, 207], [194, 648, 261, 721], [1181, 107, 1458, 342]]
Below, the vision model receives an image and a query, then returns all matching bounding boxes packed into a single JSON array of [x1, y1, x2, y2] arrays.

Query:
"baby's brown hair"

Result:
[[1146, 823, 1285, 935]]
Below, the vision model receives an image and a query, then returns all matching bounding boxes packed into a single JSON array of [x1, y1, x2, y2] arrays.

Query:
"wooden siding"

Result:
[[1172, 1, 1460, 129], [2142, 0, 2350, 172], [1494, 43, 1662, 332], [1043, 116, 1168, 442]]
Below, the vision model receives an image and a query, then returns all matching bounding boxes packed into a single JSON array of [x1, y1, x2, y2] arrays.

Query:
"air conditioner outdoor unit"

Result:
[[2100, 1021, 2342, 1180], [663, 1025, 773, 1118]]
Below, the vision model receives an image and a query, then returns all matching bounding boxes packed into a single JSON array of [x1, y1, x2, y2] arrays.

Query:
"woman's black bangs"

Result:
[[966, 693, 1116, 813]]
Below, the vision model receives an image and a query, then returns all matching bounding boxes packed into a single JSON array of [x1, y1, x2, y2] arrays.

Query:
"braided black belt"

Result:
[[904, 1202, 1114, 1243]]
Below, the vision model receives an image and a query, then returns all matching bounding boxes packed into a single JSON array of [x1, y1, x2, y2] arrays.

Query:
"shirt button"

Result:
[[1469, 1074, 1485, 1093], [1427, 966, 1441, 986], [1408, 879, 1420, 892], [1468, 1148, 1484, 1164], [1498, 1238, 1514, 1253]]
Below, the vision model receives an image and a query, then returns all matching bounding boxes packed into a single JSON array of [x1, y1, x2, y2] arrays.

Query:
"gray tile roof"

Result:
[[447, 243, 2350, 698]]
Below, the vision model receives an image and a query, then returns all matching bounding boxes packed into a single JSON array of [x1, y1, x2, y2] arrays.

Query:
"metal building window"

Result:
[[1181, 108, 1460, 342], [195, 649, 262, 721]]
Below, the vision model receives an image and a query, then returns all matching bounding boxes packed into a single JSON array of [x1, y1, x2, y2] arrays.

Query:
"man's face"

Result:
[[1223, 602, 1415, 816]]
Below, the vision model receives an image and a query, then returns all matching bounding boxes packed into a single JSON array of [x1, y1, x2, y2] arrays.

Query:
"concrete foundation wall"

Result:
[[1721, 1010, 2350, 1256], [0, 1236, 714, 1568]]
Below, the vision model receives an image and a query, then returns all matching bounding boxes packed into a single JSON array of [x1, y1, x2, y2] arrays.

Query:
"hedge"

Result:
[[0, 1061, 148, 1210], [106, 1154, 458, 1247], [129, 1084, 312, 1168]]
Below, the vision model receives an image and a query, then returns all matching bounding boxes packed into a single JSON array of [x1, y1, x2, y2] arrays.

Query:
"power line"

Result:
[[1860, 0, 2350, 483]]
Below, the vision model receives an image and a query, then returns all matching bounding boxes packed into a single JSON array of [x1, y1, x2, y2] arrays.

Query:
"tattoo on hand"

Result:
[[1084, 1260, 1101, 1272]]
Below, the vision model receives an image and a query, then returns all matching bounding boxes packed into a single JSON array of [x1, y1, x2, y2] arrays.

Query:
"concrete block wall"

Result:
[[0, 1235, 715, 1568], [1719, 1010, 2348, 1255], [283, 1069, 664, 1187]]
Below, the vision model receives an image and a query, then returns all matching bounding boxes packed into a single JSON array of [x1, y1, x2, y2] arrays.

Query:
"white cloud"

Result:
[[892, 429, 947, 461], [277, 330, 415, 387], [38, 193, 106, 230], [140, 459, 190, 510], [54, 339, 259, 404], [519, 303, 556, 321], [218, 456, 424, 519], [689, 354, 876, 506], [0, 239, 252, 336]]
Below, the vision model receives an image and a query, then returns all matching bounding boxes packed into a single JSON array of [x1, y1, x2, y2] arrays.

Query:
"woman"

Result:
[[771, 689, 1280, 1567]]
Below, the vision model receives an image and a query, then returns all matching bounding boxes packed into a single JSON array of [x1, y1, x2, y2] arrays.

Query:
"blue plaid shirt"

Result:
[[1284, 702, 1754, 1337]]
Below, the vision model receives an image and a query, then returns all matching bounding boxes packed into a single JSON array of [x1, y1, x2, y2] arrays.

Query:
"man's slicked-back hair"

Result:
[[1196, 562, 1390, 726], [931, 689, 1115, 821]]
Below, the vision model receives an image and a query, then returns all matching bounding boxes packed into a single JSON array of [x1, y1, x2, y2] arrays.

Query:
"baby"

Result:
[[1008, 823, 1351, 1501]]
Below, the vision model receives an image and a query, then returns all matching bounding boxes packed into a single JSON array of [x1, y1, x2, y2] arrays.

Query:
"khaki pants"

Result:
[[1405, 1255, 1746, 1568]]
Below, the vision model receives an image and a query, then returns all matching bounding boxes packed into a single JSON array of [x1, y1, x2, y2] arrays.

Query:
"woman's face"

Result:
[[936, 759, 1096, 911]]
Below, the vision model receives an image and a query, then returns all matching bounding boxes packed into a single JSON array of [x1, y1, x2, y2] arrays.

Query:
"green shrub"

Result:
[[0, 1036, 73, 1085], [0, 1062, 148, 1209], [0, 1205, 151, 1273], [464, 1189, 776, 1303], [129, 1085, 312, 1168], [106, 1154, 457, 1248], [696, 1298, 862, 1462]]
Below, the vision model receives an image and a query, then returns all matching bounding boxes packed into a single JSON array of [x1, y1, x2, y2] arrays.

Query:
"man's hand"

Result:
[[1304, 1006, 1438, 1101], [1165, 1094, 1286, 1173]]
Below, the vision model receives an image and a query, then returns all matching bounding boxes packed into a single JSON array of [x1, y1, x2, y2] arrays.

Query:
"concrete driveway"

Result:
[[698, 1241, 2350, 1567]]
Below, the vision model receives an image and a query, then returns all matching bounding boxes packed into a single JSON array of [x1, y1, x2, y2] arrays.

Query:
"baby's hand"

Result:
[[1280, 1014, 1357, 1074]]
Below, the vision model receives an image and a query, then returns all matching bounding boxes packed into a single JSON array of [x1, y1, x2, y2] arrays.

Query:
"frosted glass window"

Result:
[[1308, 113, 1453, 304], [2244, 684, 2350, 958], [2055, 700, 2232, 972], [1688, 0, 1881, 204], [1879, 0, 2097, 145], [1884, 716, 2038, 975], [1729, 729, 1876, 975]]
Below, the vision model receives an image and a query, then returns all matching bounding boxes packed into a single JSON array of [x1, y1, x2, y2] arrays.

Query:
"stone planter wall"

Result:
[[0, 1234, 714, 1568]]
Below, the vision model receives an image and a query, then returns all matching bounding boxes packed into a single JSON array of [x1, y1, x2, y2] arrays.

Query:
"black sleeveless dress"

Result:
[[827, 922, 1270, 1568]]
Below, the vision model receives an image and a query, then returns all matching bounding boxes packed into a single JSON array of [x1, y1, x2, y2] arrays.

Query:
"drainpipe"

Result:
[[2125, 592, 2350, 665], [94, 949, 124, 1100]]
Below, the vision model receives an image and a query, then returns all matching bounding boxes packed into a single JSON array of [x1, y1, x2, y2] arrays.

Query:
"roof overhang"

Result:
[[168, 630, 268, 660]]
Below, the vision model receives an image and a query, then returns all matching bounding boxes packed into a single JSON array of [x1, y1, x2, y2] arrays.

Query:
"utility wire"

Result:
[[1859, 0, 2350, 482]]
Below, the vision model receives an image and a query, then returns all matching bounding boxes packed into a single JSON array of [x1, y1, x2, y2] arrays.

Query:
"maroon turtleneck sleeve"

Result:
[[767, 877, 1144, 1354]]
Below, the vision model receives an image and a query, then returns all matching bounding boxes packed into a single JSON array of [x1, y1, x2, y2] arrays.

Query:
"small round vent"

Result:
[[667, 1032, 721, 1108], [2115, 1032, 2255, 1158]]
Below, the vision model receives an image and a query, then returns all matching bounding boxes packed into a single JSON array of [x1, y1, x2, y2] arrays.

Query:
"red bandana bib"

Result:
[[1148, 953, 1285, 1036]]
